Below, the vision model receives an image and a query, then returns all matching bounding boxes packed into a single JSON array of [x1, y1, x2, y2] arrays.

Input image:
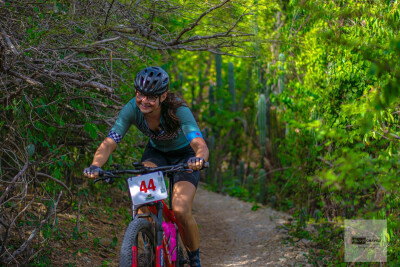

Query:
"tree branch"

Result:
[[70, 79, 114, 94], [0, 28, 18, 55], [36, 172, 72, 198], [7, 70, 43, 88], [0, 160, 29, 205], [104, 0, 116, 27], [170, 0, 231, 45]]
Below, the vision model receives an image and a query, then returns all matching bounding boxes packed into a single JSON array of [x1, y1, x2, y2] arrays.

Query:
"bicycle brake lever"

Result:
[[132, 162, 144, 169], [110, 163, 121, 170], [93, 176, 114, 184], [104, 177, 114, 184], [93, 177, 102, 184]]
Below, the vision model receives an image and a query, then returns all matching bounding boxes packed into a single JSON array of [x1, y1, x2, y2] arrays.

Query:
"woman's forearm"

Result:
[[190, 137, 209, 162], [91, 137, 117, 167]]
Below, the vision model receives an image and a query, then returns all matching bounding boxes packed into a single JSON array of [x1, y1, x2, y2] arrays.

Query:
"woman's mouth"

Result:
[[140, 103, 151, 109]]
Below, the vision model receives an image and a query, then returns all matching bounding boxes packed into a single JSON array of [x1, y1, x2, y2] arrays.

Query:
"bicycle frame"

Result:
[[96, 162, 208, 267], [129, 173, 183, 267]]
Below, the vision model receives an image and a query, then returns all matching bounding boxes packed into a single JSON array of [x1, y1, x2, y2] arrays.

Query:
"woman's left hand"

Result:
[[187, 157, 205, 171]]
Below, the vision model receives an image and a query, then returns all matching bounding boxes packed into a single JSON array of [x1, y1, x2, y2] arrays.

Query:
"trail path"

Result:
[[193, 186, 312, 266]]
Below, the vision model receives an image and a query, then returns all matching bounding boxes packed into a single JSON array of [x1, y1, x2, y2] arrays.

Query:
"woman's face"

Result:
[[135, 91, 167, 115]]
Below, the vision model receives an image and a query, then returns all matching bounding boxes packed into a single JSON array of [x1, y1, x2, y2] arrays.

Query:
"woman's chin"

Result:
[[139, 107, 152, 113]]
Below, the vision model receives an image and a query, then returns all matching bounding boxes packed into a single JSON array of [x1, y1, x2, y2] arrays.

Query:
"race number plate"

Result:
[[127, 171, 168, 205]]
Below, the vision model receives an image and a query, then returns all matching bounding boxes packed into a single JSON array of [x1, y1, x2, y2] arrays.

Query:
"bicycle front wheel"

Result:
[[119, 218, 155, 267]]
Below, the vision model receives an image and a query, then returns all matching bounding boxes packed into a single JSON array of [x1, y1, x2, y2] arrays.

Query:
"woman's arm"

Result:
[[84, 137, 117, 178], [188, 137, 209, 171], [92, 137, 117, 167]]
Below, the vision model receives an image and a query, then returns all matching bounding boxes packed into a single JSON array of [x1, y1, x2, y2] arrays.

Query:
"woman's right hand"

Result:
[[83, 165, 101, 179]]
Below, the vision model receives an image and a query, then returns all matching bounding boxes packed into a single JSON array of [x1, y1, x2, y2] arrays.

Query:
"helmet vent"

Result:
[[151, 80, 157, 89]]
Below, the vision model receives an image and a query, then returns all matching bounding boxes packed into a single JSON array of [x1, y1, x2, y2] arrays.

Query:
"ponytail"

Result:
[[161, 92, 187, 134]]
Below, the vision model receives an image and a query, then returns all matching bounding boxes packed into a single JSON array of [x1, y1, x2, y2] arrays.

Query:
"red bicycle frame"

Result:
[[147, 199, 183, 267], [134, 170, 185, 267]]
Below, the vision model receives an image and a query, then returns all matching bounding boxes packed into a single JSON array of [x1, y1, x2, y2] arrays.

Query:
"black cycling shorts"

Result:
[[141, 142, 200, 188]]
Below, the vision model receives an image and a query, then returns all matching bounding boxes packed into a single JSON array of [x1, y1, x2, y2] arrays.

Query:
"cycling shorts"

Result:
[[140, 142, 200, 188]]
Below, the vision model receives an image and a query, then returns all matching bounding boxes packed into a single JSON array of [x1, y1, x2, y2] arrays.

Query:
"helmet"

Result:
[[134, 66, 169, 95]]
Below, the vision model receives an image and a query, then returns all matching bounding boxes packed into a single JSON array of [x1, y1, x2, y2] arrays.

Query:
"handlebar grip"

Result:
[[203, 162, 209, 168]]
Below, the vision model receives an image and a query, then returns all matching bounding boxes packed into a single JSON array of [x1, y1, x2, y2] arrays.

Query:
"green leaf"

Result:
[[84, 123, 98, 139]]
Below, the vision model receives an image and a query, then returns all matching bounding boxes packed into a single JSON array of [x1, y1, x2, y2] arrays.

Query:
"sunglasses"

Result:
[[136, 91, 159, 103]]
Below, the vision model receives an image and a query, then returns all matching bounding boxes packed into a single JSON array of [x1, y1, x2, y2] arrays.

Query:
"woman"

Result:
[[84, 66, 208, 267]]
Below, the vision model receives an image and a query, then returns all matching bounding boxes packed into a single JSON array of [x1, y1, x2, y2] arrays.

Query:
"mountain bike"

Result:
[[93, 161, 208, 267]]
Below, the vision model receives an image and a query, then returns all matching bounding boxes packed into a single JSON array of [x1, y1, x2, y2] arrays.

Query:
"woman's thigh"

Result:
[[172, 181, 196, 216]]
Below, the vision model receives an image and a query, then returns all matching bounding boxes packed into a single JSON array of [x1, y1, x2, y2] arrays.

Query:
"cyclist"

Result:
[[84, 66, 208, 267]]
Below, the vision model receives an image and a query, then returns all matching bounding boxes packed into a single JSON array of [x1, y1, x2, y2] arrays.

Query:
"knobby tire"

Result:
[[119, 218, 155, 267]]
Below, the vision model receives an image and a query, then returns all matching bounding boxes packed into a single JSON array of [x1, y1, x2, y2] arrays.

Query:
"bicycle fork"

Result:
[[155, 201, 164, 267], [130, 174, 178, 267], [131, 201, 165, 267]]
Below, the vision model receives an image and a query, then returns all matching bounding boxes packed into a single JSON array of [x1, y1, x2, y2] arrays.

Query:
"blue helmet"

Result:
[[134, 66, 169, 95]]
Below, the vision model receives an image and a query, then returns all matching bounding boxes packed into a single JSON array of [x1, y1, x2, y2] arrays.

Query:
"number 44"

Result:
[[140, 179, 156, 193]]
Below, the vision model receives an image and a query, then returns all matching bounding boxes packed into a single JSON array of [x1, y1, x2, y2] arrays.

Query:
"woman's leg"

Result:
[[171, 180, 199, 251]]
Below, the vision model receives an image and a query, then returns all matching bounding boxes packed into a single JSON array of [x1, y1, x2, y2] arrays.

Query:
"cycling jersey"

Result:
[[107, 97, 203, 152]]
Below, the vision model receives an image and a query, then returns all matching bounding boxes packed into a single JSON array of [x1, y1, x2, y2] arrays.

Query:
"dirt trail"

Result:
[[193, 186, 311, 267]]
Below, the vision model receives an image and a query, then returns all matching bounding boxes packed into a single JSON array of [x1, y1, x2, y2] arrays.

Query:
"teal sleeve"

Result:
[[176, 106, 203, 142], [110, 99, 137, 138]]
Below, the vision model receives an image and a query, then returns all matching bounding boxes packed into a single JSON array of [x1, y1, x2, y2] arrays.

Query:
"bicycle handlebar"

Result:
[[93, 161, 209, 184]]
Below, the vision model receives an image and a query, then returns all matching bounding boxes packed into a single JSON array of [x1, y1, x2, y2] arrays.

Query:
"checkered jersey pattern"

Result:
[[107, 130, 123, 144], [142, 127, 180, 141]]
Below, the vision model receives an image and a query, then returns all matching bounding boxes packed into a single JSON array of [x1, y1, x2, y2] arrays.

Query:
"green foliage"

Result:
[[84, 123, 99, 140], [269, 0, 400, 263], [221, 176, 249, 200], [251, 201, 261, 211]]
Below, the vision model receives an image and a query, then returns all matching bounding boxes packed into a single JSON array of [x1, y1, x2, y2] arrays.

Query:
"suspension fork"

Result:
[[155, 201, 164, 267]]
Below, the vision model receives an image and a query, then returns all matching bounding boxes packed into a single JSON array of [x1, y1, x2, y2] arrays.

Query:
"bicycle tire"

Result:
[[119, 218, 155, 267]]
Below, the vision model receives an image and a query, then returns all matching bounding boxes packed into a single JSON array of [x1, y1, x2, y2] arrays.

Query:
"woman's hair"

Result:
[[161, 92, 187, 134]]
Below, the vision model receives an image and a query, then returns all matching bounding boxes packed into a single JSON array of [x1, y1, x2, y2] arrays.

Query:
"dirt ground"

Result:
[[194, 185, 312, 267], [49, 185, 312, 266]]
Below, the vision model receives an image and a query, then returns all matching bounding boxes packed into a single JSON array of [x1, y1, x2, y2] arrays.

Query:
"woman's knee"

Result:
[[173, 203, 192, 222]]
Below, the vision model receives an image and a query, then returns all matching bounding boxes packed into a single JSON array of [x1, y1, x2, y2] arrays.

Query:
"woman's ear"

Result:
[[160, 92, 168, 103]]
